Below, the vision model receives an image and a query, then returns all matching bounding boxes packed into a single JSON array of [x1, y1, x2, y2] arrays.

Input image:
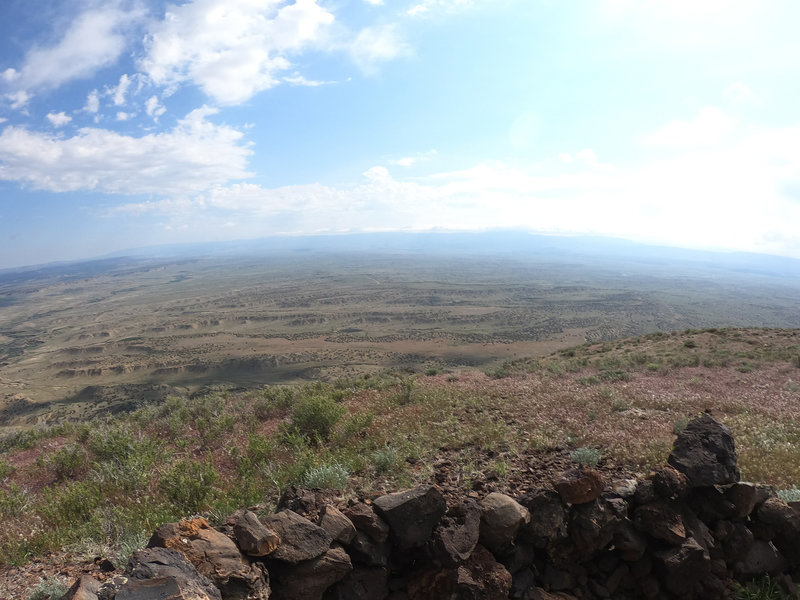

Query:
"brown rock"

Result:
[[327, 566, 389, 600], [62, 575, 101, 600], [116, 547, 222, 600], [320, 505, 357, 545], [344, 503, 390, 542], [651, 465, 688, 501], [569, 498, 625, 560], [517, 488, 567, 549], [148, 519, 270, 599], [634, 501, 686, 545], [725, 482, 758, 519], [554, 468, 604, 505], [654, 537, 710, 598], [225, 510, 280, 557]]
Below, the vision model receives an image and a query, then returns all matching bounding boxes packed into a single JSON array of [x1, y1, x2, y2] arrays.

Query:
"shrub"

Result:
[[673, 416, 690, 435], [46, 443, 88, 481], [160, 457, 219, 513], [777, 485, 800, 503], [371, 446, 401, 475], [570, 447, 601, 467], [302, 462, 349, 490], [291, 394, 345, 442], [27, 576, 69, 600], [0, 459, 14, 479]]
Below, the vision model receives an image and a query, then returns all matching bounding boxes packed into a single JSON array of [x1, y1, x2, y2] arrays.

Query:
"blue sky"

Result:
[[1, 0, 800, 268]]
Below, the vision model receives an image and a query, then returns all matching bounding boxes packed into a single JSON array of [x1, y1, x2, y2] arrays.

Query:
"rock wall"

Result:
[[63, 413, 800, 600]]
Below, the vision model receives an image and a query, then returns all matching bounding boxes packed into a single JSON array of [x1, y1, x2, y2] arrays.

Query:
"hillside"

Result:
[[1, 327, 799, 597]]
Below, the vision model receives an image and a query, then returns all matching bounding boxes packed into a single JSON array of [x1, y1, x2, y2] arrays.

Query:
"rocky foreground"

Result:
[[56, 413, 800, 600]]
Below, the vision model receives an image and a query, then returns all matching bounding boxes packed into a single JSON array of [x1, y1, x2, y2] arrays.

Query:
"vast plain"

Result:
[[1, 233, 799, 428]]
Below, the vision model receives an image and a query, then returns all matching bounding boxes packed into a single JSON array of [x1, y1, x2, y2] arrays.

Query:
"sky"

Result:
[[1, 0, 800, 268]]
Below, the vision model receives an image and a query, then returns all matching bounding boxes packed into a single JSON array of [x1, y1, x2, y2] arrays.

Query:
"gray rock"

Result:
[[116, 547, 222, 600], [226, 510, 281, 557], [61, 575, 101, 600], [479, 492, 530, 555], [667, 413, 740, 487], [344, 503, 390, 542], [373, 485, 447, 550], [265, 509, 333, 564], [517, 488, 567, 549]]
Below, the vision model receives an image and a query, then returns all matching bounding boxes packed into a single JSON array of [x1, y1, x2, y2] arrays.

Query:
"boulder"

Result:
[[725, 482, 758, 519], [148, 519, 270, 600], [373, 485, 447, 550], [319, 505, 357, 545], [479, 492, 530, 555], [734, 540, 787, 580], [654, 537, 710, 598], [651, 465, 688, 501], [62, 575, 101, 600], [347, 529, 392, 568], [554, 468, 604, 505], [344, 503, 390, 542], [327, 566, 390, 600], [225, 510, 281, 557], [264, 509, 333, 564], [613, 520, 648, 562], [517, 488, 567, 549], [114, 547, 222, 600], [569, 498, 625, 560], [667, 413, 740, 487], [271, 547, 352, 600], [407, 545, 512, 600], [633, 501, 686, 545], [430, 499, 481, 567]]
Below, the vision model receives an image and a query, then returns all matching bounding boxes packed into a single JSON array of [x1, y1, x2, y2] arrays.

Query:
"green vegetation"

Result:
[[26, 576, 69, 600], [570, 447, 601, 467]]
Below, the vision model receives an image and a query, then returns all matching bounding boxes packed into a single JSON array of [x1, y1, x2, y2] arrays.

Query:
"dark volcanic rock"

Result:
[[264, 509, 333, 564], [518, 488, 567, 549], [634, 501, 686, 545], [114, 547, 222, 600], [373, 485, 447, 550], [271, 546, 352, 600], [667, 413, 740, 487], [569, 498, 625, 560], [344, 503, 390, 542], [407, 545, 512, 600], [654, 537, 710, 599], [225, 509, 281, 557], [430, 499, 481, 567], [320, 504, 357, 545]]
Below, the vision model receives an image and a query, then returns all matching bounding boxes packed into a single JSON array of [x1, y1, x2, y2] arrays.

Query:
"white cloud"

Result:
[[407, 0, 474, 17], [350, 25, 411, 74], [364, 0, 384, 4], [140, 0, 335, 105], [388, 150, 437, 167], [283, 73, 333, 87], [645, 107, 735, 147], [145, 95, 167, 119], [5, 6, 142, 92], [4, 90, 32, 110], [110, 74, 131, 106], [84, 90, 100, 113], [116, 111, 132, 121], [46, 112, 72, 127], [724, 82, 760, 105], [0, 106, 252, 195]]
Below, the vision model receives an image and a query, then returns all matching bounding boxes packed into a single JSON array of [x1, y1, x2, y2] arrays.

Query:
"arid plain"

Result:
[[2, 239, 799, 428]]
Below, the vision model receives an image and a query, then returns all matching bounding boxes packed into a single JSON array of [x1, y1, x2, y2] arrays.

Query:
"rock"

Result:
[[723, 522, 754, 564], [430, 499, 481, 567], [554, 468, 604, 505], [634, 501, 686, 545], [755, 497, 800, 565], [517, 488, 567, 549], [264, 509, 333, 564], [62, 575, 101, 600], [344, 503, 390, 542], [148, 519, 270, 600], [479, 492, 531, 555], [373, 485, 447, 550], [510, 568, 537, 600], [667, 413, 740, 487], [569, 498, 625, 560], [320, 505, 357, 545], [347, 530, 392, 568], [407, 545, 512, 600], [688, 486, 735, 523], [116, 547, 222, 600], [613, 521, 648, 562], [225, 510, 281, 557], [278, 486, 325, 516], [271, 547, 352, 600], [611, 479, 638, 499], [725, 482, 758, 519], [327, 566, 389, 600], [498, 543, 535, 575], [651, 465, 688, 501], [735, 540, 787, 579], [654, 537, 710, 598]]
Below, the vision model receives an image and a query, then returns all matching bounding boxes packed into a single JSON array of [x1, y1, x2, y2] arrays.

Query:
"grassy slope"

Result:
[[1, 327, 799, 570]]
